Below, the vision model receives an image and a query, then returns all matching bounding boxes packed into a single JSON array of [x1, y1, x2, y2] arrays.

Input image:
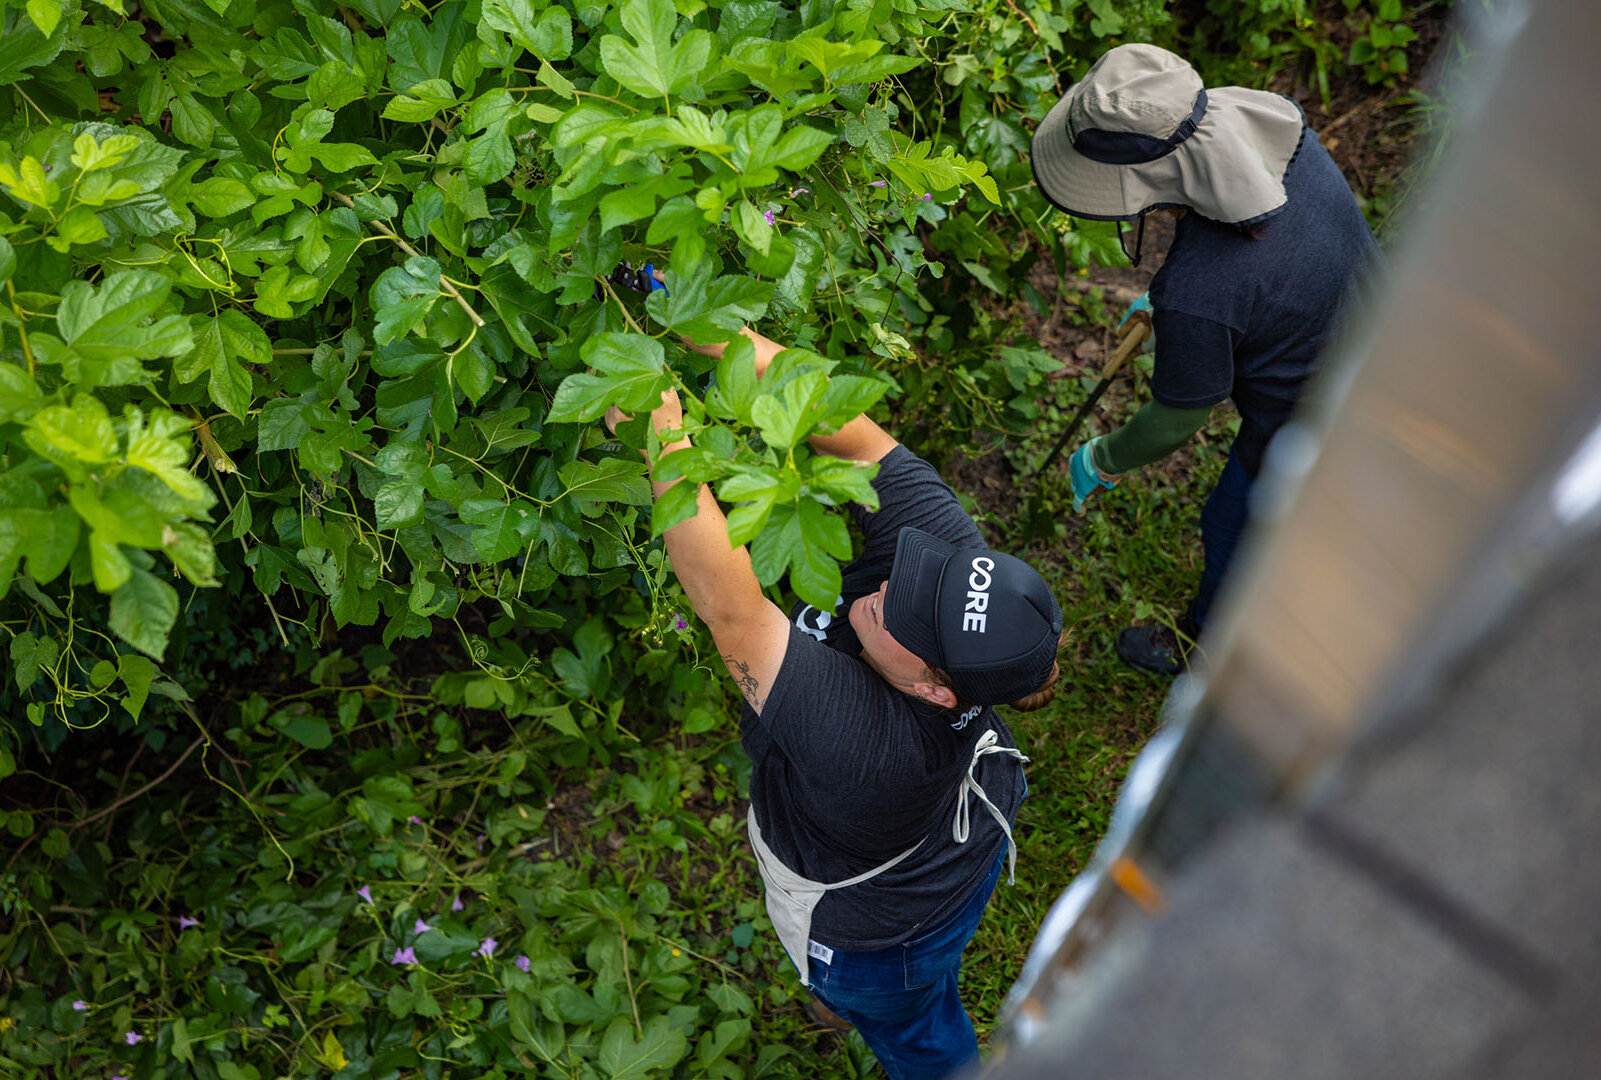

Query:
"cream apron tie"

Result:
[[952, 728, 1029, 884]]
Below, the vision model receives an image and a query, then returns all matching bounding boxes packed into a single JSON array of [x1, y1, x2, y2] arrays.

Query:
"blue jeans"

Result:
[[809, 848, 1007, 1080], [1189, 443, 1257, 630]]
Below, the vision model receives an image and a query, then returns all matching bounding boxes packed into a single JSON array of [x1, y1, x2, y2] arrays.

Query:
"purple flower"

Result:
[[408, 815, 424, 825], [72, 1000, 88, 1011], [178, 915, 199, 930], [124, 1031, 142, 1045], [514, 954, 531, 973], [413, 918, 431, 934], [391, 946, 417, 966], [113, 1075, 129, 1080], [357, 885, 373, 904], [869, 180, 886, 189], [451, 893, 465, 912], [476, 937, 497, 959], [475, 833, 486, 850], [790, 187, 810, 197], [762, 209, 776, 226], [673, 615, 688, 631]]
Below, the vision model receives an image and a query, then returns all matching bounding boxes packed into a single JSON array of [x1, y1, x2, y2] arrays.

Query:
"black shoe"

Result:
[[1116, 624, 1190, 676]]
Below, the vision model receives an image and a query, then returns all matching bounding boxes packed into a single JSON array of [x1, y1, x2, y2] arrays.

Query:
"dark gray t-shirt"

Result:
[[740, 446, 1026, 951], [1149, 126, 1380, 475]]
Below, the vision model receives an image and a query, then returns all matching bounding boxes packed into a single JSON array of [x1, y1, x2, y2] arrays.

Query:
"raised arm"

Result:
[[607, 390, 791, 714]]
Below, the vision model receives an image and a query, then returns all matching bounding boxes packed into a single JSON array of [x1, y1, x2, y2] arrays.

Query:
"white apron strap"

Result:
[[952, 728, 1030, 884]]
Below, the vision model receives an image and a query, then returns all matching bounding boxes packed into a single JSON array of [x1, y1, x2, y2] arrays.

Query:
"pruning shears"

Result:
[[594, 261, 669, 301]]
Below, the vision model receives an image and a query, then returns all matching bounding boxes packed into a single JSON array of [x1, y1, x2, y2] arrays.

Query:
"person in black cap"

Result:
[[607, 327, 1063, 1080], [1031, 43, 1378, 674]]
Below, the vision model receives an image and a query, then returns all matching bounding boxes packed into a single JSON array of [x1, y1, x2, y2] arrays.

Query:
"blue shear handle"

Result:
[[643, 263, 669, 296]]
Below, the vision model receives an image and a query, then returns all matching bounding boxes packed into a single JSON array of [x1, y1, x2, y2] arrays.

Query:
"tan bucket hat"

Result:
[[1031, 43, 1307, 226]]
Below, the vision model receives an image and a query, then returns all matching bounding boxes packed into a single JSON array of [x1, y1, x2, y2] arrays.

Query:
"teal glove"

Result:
[[1119, 293, 1155, 353], [1119, 292, 1152, 329], [1070, 437, 1120, 513]]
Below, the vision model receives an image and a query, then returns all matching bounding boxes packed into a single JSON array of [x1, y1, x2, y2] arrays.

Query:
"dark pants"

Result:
[[1188, 443, 1257, 631], [808, 848, 1007, 1080]]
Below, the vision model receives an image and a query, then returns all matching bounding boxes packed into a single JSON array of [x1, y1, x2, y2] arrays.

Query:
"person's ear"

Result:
[[915, 683, 958, 709]]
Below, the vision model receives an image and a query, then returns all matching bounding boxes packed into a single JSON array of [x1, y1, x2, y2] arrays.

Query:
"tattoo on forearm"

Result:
[[722, 654, 765, 711]]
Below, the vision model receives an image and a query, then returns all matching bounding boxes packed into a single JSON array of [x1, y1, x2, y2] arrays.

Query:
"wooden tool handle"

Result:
[[1102, 318, 1150, 381]]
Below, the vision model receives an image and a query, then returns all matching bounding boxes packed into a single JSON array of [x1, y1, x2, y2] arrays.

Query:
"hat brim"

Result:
[[883, 527, 954, 667], [1032, 87, 1308, 226]]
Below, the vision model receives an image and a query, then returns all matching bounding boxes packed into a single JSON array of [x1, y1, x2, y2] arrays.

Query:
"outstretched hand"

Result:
[[605, 388, 685, 448]]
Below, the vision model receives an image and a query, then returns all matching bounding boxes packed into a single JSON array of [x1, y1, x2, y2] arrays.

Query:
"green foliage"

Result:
[[0, 0, 1442, 1076], [1345, 0, 1420, 86]]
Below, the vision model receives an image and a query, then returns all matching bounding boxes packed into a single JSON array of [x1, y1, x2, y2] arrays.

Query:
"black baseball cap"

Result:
[[882, 527, 1063, 706]]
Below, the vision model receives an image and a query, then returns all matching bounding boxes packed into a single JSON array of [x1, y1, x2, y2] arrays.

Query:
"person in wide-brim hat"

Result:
[[1031, 43, 1380, 676], [1031, 42, 1307, 230]]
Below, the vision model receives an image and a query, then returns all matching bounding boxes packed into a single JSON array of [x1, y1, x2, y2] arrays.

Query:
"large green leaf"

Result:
[[750, 370, 827, 450], [375, 479, 425, 530], [24, 395, 118, 470], [275, 108, 378, 175], [809, 457, 880, 508], [816, 374, 890, 431], [181, 311, 265, 418], [725, 38, 815, 98], [117, 652, 154, 720], [707, 336, 759, 424], [558, 458, 652, 509], [597, 1015, 687, 1079], [482, 0, 572, 61], [109, 566, 179, 657], [649, 477, 701, 538], [0, 6, 78, 87], [385, 9, 470, 87], [57, 269, 193, 367], [459, 498, 536, 562], [597, 0, 710, 100], [508, 990, 566, 1063], [269, 709, 333, 749], [645, 263, 771, 345], [370, 257, 442, 344], [383, 78, 456, 122], [748, 497, 851, 610], [728, 106, 835, 187], [546, 334, 670, 423], [124, 408, 214, 509]]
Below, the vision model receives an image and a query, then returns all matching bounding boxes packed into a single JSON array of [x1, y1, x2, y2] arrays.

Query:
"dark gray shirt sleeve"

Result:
[[1151, 309, 1237, 410], [847, 445, 986, 558]]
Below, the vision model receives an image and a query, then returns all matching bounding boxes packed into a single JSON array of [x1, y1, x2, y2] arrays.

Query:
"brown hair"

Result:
[[925, 629, 1071, 714]]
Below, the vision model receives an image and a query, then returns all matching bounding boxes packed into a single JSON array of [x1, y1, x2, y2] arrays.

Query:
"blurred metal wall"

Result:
[[987, 0, 1601, 1074]]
